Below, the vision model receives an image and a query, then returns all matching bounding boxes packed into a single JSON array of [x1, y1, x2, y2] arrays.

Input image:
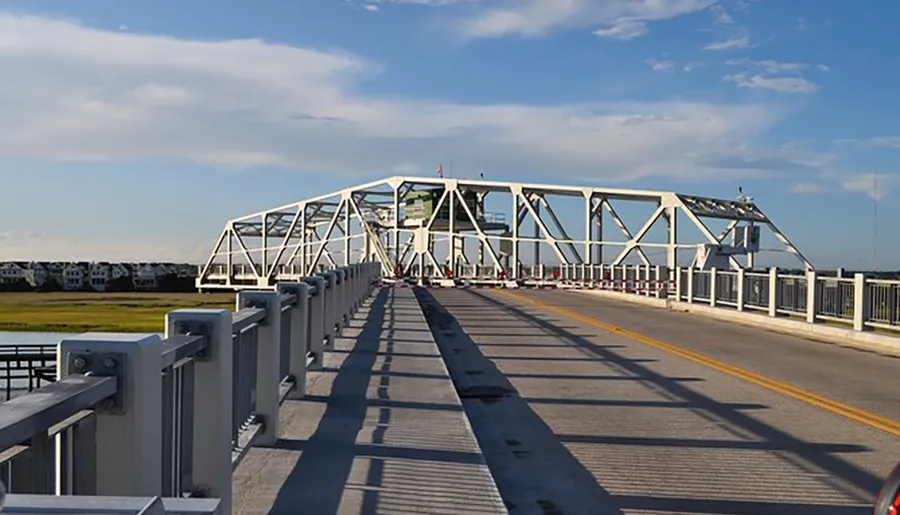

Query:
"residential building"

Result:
[[62, 263, 88, 290], [133, 263, 159, 291], [0, 262, 25, 285], [22, 262, 47, 288]]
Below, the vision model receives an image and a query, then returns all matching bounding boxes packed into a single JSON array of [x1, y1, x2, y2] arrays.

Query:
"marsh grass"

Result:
[[0, 292, 235, 332]]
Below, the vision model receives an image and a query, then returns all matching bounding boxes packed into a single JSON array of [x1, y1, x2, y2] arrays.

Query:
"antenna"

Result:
[[736, 185, 754, 205]]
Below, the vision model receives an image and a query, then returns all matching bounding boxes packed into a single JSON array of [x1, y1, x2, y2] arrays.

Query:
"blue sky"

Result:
[[0, 0, 897, 269]]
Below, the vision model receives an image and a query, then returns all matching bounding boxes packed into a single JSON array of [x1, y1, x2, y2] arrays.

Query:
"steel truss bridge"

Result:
[[196, 176, 812, 290]]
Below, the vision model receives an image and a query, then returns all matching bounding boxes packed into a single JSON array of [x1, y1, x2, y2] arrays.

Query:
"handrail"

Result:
[[231, 307, 266, 333], [0, 261, 383, 515], [160, 335, 207, 369], [0, 376, 116, 450]]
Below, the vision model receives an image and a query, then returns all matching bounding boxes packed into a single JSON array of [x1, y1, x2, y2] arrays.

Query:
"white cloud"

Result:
[[455, 0, 715, 40], [835, 137, 900, 148], [842, 174, 895, 201], [792, 182, 825, 194], [704, 33, 752, 50], [371, 0, 480, 4], [594, 18, 648, 40], [816, 64, 831, 72], [710, 4, 734, 24], [724, 73, 818, 94], [645, 58, 676, 71], [725, 58, 808, 72], [365, 4, 380, 12], [796, 17, 807, 30], [0, 12, 808, 189], [118, 24, 128, 31]]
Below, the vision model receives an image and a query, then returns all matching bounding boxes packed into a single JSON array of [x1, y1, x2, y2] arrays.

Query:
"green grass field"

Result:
[[0, 292, 236, 332]]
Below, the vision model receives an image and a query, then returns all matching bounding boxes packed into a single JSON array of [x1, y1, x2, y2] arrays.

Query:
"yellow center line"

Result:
[[494, 289, 900, 437]]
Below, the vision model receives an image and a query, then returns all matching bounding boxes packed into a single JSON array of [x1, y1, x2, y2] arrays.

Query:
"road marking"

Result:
[[494, 289, 900, 437]]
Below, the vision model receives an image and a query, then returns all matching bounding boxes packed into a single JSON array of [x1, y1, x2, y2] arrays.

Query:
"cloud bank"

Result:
[[0, 12, 813, 184]]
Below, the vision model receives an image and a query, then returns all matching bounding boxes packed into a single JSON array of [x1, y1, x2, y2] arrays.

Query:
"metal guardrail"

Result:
[[0, 262, 382, 515], [578, 263, 899, 333], [0, 345, 56, 402]]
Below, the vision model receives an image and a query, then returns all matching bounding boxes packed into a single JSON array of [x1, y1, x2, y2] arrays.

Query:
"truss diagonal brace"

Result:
[[602, 201, 652, 266]]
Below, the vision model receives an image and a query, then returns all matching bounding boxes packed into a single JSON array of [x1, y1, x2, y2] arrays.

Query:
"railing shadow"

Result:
[[415, 287, 626, 515], [265, 288, 392, 514], [459, 289, 881, 514], [264, 287, 500, 515]]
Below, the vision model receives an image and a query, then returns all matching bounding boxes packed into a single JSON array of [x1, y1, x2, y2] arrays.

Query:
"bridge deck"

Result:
[[422, 288, 900, 515], [232, 286, 506, 515]]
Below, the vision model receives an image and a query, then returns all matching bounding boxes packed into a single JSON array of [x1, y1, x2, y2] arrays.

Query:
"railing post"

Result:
[[336, 269, 349, 333], [317, 272, 337, 348], [304, 276, 326, 370], [736, 267, 745, 312], [236, 291, 282, 446], [58, 334, 163, 497], [341, 268, 353, 323], [709, 268, 718, 307], [277, 282, 310, 399], [165, 309, 233, 510], [675, 266, 683, 300], [350, 265, 363, 314], [853, 273, 870, 332], [768, 267, 779, 317], [806, 270, 818, 324], [686, 267, 694, 303], [656, 266, 668, 299]]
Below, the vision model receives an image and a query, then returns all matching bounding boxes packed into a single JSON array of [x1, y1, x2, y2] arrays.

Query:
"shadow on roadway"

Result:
[[421, 288, 879, 515]]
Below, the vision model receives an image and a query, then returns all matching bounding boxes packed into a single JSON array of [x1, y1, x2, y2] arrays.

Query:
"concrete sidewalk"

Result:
[[232, 286, 507, 515]]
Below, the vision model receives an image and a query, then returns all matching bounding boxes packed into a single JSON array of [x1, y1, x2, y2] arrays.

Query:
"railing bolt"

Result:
[[102, 357, 116, 369], [72, 356, 87, 372]]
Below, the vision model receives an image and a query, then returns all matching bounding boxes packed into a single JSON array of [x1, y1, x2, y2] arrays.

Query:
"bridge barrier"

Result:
[[0, 263, 382, 515], [571, 265, 900, 354]]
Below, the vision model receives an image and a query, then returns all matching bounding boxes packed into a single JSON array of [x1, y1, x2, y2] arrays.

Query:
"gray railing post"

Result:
[[853, 273, 870, 331], [334, 269, 347, 334], [348, 265, 359, 313], [304, 276, 326, 370], [318, 272, 337, 348], [340, 268, 352, 325], [236, 291, 281, 446], [675, 266, 683, 300], [709, 268, 718, 307], [768, 267, 779, 317], [736, 267, 745, 312], [58, 334, 163, 497], [165, 309, 233, 510], [656, 266, 668, 299], [276, 282, 310, 399], [686, 267, 694, 303], [806, 270, 818, 324]]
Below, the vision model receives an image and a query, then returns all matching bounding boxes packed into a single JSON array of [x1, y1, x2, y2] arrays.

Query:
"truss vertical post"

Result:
[[226, 229, 233, 288], [345, 194, 351, 266], [449, 181, 456, 276], [512, 194, 520, 279], [534, 197, 541, 266], [667, 204, 678, 274]]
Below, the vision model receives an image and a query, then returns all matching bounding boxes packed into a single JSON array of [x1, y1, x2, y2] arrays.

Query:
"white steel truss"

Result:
[[196, 176, 812, 289]]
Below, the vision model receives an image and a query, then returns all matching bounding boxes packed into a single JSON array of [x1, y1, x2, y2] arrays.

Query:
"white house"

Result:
[[88, 262, 110, 291], [133, 263, 160, 291], [22, 262, 47, 288], [62, 263, 87, 290], [88, 262, 133, 291], [0, 262, 25, 284]]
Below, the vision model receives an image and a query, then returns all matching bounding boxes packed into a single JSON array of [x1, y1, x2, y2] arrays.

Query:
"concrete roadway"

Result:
[[420, 287, 900, 515]]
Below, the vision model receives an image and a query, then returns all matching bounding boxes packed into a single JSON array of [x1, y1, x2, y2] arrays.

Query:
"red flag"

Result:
[[437, 163, 444, 178]]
